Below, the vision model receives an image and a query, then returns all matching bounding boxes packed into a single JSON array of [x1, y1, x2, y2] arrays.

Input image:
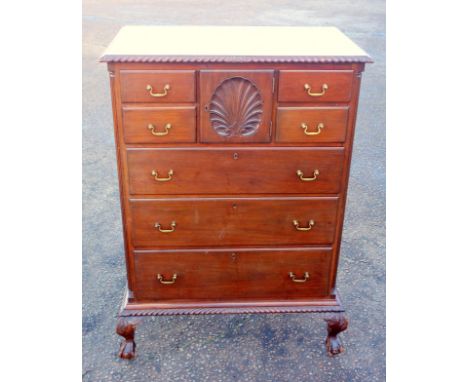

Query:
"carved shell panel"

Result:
[[209, 77, 263, 137]]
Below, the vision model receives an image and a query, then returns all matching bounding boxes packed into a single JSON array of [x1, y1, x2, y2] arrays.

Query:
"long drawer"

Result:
[[126, 147, 345, 195], [129, 196, 338, 247], [132, 247, 332, 300]]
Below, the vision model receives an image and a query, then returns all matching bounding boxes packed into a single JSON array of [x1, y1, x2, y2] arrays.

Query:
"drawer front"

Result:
[[120, 70, 195, 103], [133, 248, 332, 300], [127, 148, 345, 195], [278, 70, 354, 103], [199, 70, 274, 143], [122, 106, 196, 144], [130, 197, 338, 247], [276, 107, 349, 143]]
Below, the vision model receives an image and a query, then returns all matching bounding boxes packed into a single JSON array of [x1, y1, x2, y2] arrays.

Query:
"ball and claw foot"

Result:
[[116, 317, 137, 359], [324, 313, 348, 356]]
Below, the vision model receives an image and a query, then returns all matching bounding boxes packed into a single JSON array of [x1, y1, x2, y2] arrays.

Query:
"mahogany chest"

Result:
[[100, 26, 372, 359]]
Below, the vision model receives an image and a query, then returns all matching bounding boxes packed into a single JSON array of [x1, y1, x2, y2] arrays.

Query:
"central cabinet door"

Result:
[[199, 70, 274, 143]]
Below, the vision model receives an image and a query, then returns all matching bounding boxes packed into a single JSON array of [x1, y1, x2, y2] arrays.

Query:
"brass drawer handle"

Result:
[[304, 83, 328, 97], [289, 272, 310, 283], [296, 169, 319, 182], [148, 123, 172, 136], [154, 221, 176, 233], [146, 84, 170, 97], [151, 169, 173, 182], [301, 122, 324, 136], [293, 219, 315, 231], [157, 273, 177, 284]]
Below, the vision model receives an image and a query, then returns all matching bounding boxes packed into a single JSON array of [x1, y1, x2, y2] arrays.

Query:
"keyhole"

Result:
[[231, 253, 237, 261], [233, 152, 239, 160], [232, 203, 237, 209]]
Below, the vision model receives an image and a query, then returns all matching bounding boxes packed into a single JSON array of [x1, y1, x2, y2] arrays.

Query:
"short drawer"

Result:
[[129, 196, 338, 247], [126, 147, 345, 195], [276, 107, 349, 143], [278, 70, 354, 103], [120, 70, 195, 103], [132, 247, 332, 300], [122, 106, 196, 143]]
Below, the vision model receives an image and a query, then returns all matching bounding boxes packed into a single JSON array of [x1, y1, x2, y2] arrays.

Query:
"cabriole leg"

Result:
[[324, 313, 348, 356], [116, 317, 137, 359]]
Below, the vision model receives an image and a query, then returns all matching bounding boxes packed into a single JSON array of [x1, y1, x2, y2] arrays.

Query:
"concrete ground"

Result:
[[83, 1, 385, 381]]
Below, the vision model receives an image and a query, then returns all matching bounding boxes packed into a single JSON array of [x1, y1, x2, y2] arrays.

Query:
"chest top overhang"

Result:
[[100, 26, 372, 64]]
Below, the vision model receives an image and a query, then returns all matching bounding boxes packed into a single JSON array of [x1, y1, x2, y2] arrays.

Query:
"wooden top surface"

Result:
[[100, 26, 372, 64]]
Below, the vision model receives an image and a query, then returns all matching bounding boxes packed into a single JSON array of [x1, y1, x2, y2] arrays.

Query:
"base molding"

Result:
[[115, 288, 348, 359], [118, 289, 344, 317], [120, 304, 344, 316]]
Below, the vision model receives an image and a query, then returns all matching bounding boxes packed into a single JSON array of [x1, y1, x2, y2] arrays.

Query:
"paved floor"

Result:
[[83, 1, 385, 381]]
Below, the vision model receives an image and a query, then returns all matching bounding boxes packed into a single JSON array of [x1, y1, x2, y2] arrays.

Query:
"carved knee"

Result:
[[324, 313, 348, 356], [116, 317, 137, 359]]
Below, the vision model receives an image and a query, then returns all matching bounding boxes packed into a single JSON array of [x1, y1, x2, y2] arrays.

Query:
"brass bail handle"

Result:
[[296, 169, 319, 182], [304, 83, 328, 97], [289, 272, 310, 283], [146, 84, 170, 97], [148, 123, 172, 136], [301, 122, 324, 136], [157, 273, 177, 285], [151, 169, 174, 182], [293, 220, 315, 231], [154, 221, 176, 233]]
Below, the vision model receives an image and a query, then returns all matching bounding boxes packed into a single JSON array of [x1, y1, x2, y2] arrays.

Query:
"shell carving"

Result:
[[209, 77, 263, 137]]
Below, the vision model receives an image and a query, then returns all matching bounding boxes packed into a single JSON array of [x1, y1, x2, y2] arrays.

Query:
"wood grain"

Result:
[[129, 196, 339, 247], [120, 70, 195, 103], [103, 31, 370, 357], [132, 247, 332, 300], [278, 70, 354, 102], [122, 105, 196, 143], [276, 106, 349, 143], [126, 147, 345, 195]]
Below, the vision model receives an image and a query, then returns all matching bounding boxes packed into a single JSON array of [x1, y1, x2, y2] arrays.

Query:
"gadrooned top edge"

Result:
[[99, 54, 373, 64]]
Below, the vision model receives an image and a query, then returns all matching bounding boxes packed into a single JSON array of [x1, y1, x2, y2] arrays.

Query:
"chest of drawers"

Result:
[[101, 26, 371, 359]]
